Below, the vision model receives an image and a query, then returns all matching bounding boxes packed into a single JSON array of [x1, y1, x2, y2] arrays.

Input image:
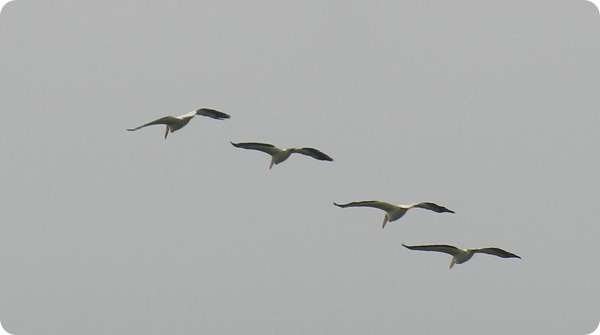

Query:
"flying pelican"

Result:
[[230, 142, 333, 169], [402, 244, 521, 269], [127, 108, 230, 139], [333, 200, 454, 228]]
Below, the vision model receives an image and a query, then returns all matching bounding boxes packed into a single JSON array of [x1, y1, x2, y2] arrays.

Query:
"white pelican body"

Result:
[[333, 200, 454, 228], [230, 142, 333, 169], [402, 244, 521, 269], [127, 108, 230, 139]]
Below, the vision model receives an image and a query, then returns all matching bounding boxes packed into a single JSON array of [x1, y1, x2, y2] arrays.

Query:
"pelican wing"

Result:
[[292, 148, 333, 161], [195, 108, 231, 120], [230, 142, 282, 155], [473, 248, 521, 259], [127, 116, 177, 131], [402, 244, 462, 257], [333, 200, 397, 212], [412, 202, 455, 213]]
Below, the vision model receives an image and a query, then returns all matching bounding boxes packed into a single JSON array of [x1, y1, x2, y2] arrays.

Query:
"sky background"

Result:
[[1, 1, 600, 334]]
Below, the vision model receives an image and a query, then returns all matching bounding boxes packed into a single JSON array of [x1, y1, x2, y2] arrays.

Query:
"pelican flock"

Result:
[[127, 107, 521, 270], [230, 141, 333, 169], [127, 108, 230, 138], [333, 200, 454, 228], [402, 244, 521, 268]]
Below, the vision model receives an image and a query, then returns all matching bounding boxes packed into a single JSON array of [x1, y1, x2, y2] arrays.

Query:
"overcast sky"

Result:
[[1, 1, 600, 334]]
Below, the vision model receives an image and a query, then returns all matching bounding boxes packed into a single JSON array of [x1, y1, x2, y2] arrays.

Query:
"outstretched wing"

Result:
[[412, 202, 455, 213], [402, 244, 462, 257], [230, 142, 282, 155], [292, 148, 333, 161], [195, 108, 231, 120], [474, 248, 521, 259], [127, 116, 177, 131], [333, 200, 397, 212]]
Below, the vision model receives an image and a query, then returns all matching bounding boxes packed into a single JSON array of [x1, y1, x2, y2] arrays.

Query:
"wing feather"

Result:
[[127, 116, 177, 131], [412, 202, 455, 213], [230, 142, 282, 155], [195, 108, 231, 120], [473, 248, 521, 259], [333, 200, 397, 212], [293, 147, 333, 161], [402, 244, 462, 257]]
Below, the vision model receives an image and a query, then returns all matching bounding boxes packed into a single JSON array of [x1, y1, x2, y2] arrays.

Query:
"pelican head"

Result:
[[449, 258, 457, 269]]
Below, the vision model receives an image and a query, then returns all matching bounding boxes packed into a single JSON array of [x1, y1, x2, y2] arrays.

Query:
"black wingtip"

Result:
[[438, 205, 455, 214], [509, 251, 522, 259], [196, 108, 231, 120], [320, 152, 333, 161]]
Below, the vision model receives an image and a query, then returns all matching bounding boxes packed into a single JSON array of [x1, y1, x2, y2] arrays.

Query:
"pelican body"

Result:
[[230, 141, 333, 169], [333, 200, 454, 228], [127, 108, 230, 139], [402, 244, 521, 269]]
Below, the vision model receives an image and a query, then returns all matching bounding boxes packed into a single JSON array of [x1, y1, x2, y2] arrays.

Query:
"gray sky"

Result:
[[1, 1, 600, 334]]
